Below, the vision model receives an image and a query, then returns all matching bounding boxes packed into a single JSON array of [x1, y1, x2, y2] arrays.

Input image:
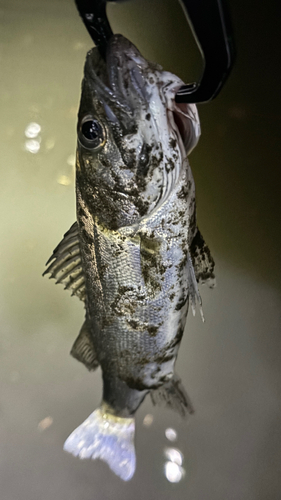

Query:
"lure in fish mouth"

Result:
[[44, 34, 215, 481]]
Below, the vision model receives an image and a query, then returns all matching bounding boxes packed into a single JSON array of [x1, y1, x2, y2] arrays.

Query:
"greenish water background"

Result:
[[0, 0, 280, 498]]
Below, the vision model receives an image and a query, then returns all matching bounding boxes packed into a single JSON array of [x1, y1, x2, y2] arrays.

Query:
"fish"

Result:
[[43, 34, 215, 481]]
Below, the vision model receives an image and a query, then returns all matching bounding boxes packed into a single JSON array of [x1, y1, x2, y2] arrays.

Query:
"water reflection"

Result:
[[164, 461, 185, 483], [25, 122, 41, 138], [38, 416, 54, 432], [142, 414, 154, 427], [164, 447, 183, 465], [24, 121, 41, 154], [164, 447, 185, 483], [57, 175, 71, 186], [165, 427, 177, 442], [67, 154, 76, 167], [45, 138, 56, 151], [24, 139, 41, 154]]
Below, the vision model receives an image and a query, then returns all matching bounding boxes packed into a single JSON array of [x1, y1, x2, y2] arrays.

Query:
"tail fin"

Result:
[[63, 406, 135, 481]]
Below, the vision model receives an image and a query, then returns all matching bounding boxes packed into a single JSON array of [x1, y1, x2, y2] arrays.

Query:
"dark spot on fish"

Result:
[[189, 209, 196, 234], [166, 325, 184, 350], [140, 236, 166, 296], [146, 113, 151, 121], [78, 206, 87, 219], [127, 319, 140, 330], [176, 252, 188, 273], [169, 138, 177, 149], [147, 325, 158, 337], [82, 227, 94, 245], [125, 376, 150, 391], [175, 292, 188, 311], [169, 292, 175, 301], [178, 181, 191, 200]]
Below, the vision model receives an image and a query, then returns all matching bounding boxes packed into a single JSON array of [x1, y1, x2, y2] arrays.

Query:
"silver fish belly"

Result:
[[44, 35, 215, 481]]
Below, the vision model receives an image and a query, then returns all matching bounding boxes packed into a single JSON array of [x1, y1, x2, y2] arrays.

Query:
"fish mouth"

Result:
[[105, 35, 153, 112], [83, 35, 200, 220], [85, 35, 200, 155], [84, 35, 158, 129]]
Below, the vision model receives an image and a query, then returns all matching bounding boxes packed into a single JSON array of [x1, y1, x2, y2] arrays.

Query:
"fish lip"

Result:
[[85, 35, 150, 112], [84, 46, 133, 124], [105, 35, 149, 104]]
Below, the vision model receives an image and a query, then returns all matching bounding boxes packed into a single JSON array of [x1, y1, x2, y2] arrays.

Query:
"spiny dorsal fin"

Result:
[[43, 222, 86, 301], [70, 320, 99, 372], [150, 374, 194, 418], [190, 229, 216, 288]]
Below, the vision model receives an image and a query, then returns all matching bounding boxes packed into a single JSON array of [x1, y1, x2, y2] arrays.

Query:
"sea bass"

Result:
[[44, 35, 215, 481]]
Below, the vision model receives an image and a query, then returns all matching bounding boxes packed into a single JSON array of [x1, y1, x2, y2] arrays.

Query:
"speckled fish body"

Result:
[[44, 35, 215, 481], [77, 35, 200, 401]]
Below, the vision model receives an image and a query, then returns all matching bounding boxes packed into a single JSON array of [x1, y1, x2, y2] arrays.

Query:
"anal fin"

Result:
[[71, 321, 99, 372], [150, 374, 194, 418]]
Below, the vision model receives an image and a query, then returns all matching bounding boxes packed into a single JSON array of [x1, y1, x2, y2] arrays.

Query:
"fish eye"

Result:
[[78, 116, 106, 150]]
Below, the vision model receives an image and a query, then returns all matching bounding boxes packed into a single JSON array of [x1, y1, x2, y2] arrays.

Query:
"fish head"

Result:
[[76, 35, 200, 231]]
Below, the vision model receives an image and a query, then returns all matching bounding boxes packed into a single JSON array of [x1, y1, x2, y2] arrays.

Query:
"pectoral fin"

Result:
[[43, 222, 86, 301], [150, 374, 194, 418], [70, 320, 99, 372], [186, 229, 216, 322], [190, 229, 215, 288]]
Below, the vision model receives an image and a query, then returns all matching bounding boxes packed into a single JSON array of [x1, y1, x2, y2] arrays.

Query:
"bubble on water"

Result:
[[67, 154, 75, 167], [25, 122, 41, 138], [143, 414, 154, 427], [45, 138, 55, 150], [164, 446, 185, 483], [164, 461, 185, 483], [57, 175, 71, 186], [38, 416, 53, 432], [24, 139, 40, 154], [164, 447, 183, 466], [165, 427, 177, 442]]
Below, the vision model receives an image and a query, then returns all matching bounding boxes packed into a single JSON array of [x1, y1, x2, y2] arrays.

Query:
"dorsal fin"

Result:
[[43, 222, 86, 301]]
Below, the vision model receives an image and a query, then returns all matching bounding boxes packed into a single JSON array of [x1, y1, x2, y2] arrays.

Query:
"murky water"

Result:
[[1, 0, 281, 499]]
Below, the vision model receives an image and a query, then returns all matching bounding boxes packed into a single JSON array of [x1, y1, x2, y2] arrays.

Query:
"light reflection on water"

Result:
[[25, 122, 41, 138], [164, 447, 185, 483], [164, 447, 183, 465], [165, 427, 177, 442], [24, 138, 41, 154], [57, 175, 72, 186], [164, 461, 185, 483], [143, 414, 154, 427], [38, 416, 54, 432], [24, 121, 41, 153]]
